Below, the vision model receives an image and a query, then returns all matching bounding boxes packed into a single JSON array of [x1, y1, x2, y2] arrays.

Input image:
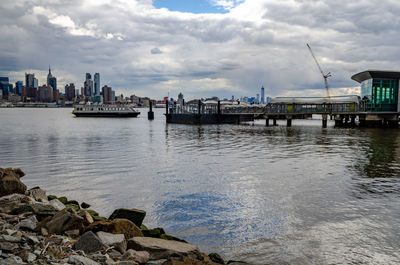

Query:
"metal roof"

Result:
[[270, 95, 360, 104], [351, 70, 400, 83]]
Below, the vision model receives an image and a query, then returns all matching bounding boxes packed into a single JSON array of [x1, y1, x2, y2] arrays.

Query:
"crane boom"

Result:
[[307, 44, 331, 98]]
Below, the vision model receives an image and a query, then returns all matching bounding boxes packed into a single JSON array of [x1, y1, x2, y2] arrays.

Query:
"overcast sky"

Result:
[[1, 0, 400, 100]]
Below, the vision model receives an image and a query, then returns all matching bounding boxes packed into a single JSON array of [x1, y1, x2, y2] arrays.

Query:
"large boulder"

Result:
[[73, 231, 106, 254], [11, 202, 58, 221], [86, 219, 143, 240], [109, 208, 146, 227], [127, 237, 201, 260], [44, 207, 85, 235], [96, 231, 127, 253], [0, 168, 27, 197]]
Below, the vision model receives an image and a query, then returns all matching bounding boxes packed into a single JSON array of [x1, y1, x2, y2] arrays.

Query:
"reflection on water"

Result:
[[0, 108, 399, 264]]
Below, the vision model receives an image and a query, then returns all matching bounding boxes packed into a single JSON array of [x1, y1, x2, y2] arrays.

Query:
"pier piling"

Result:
[[322, 114, 328, 128], [148, 101, 154, 120]]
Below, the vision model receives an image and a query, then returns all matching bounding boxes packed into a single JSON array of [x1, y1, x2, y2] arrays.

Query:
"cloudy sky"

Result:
[[1, 0, 400, 100]]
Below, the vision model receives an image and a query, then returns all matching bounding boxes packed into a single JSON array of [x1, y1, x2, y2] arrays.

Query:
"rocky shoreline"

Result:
[[0, 168, 252, 265]]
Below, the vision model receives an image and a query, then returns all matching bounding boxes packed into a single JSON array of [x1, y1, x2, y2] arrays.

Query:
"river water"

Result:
[[0, 108, 399, 264]]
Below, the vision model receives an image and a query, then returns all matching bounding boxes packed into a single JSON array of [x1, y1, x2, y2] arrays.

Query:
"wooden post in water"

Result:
[[217, 100, 221, 115], [286, 115, 292, 127], [148, 101, 154, 120], [273, 118, 277, 126], [265, 118, 270, 126], [322, 114, 328, 128], [165, 100, 169, 115], [198, 100, 201, 115]]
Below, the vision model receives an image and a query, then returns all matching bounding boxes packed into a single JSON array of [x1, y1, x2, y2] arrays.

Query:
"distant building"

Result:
[[266, 97, 272, 104], [102, 85, 113, 103], [178, 93, 184, 105], [90, 95, 103, 103], [25, 73, 35, 88], [111, 90, 115, 103], [38, 85, 53, 102], [65, 83, 76, 101], [0, 89, 2, 100], [94, 73, 100, 96], [261, 86, 265, 104], [256, 93, 260, 104], [0, 77, 10, 97], [15, 81, 23, 95], [33, 78, 38, 89], [84, 73, 93, 97], [22, 86, 37, 101]]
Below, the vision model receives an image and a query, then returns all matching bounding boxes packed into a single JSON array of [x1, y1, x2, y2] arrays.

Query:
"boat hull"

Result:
[[73, 112, 140, 118]]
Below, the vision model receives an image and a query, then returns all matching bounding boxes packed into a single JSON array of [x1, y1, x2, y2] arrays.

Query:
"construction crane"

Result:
[[307, 43, 331, 98]]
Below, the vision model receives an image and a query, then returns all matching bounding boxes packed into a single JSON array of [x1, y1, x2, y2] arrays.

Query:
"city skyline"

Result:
[[1, 1, 399, 99]]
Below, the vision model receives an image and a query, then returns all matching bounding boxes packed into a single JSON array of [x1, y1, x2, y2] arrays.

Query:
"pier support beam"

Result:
[[273, 119, 277, 126], [350, 115, 356, 126], [286, 115, 292, 127], [148, 101, 154, 120], [334, 115, 343, 127], [265, 118, 269, 126], [322, 114, 328, 128]]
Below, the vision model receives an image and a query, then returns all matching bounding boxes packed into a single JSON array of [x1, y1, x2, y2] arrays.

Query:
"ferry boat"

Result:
[[73, 104, 140, 117]]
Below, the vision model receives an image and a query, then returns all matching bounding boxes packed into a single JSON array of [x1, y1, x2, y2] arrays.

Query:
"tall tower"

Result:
[[94, 73, 100, 96], [84, 73, 93, 97], [47, 66, 53, 86], [261, 86, 265, 104]]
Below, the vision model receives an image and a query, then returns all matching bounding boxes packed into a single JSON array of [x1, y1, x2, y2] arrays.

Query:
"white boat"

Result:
[[72, 104, 140, 117]]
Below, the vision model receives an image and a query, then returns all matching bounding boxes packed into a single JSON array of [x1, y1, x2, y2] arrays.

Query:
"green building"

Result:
[[352, 70, 400, 112]]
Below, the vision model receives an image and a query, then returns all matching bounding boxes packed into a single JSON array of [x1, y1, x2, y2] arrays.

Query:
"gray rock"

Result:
[[28, 187, 47, 202], [45, 207, 84, 234], [0, 241, 18, 252], [120, 249, 149, 264], [96, 231, 127, 253], [14, 215, 38, 230], [26, 235, 39, 244], [146, 260, 168, 265], [127, 237, 201, 260], [0, 194, 30, 214], [117, 261, 139, 265], [68, 255, 101, 265], [1, 255, 25, 264], [227, 262, 254, 265], [74, 231, 105, 254], [12, 203, 58, 220], [18, 250, 37, 262], [49, 199, 66, 211], [0, 235, 21, 243]]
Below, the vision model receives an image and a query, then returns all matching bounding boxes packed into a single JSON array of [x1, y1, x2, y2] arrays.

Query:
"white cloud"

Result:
[[1, 0, 400, 99]]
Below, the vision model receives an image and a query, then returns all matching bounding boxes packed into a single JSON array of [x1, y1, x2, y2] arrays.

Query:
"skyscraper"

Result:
[[65, 83, 76, 101], [178, 92, 184, 105], [25, 73, 35, 88], [102, 85, 112, 103], [94, 73, 100, 96], [47, 66, 57, 91], [261, 86, 265, 104], [84, 73, 93, 97], [15, 81, 23, 95]]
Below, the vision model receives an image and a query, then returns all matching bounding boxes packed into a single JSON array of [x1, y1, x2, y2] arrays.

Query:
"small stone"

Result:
[[58, 196, 68, 204], [49, 199, 66, 211], [14, 215, 38, 230], [79, 210, 94, 225], [68, 255, 101, 265], [120, 249, 150, 264], [86, 219, 143, 241], [41, 227, 49, 236], [19, 250, 37, 262], [0, 241, 18, 252], [73, 231, 105, 254], [65, 229, 80, 238], [81, 202, 91, 209], [33, 249, 41, 256], [47, 195, 57, 201], [96, 231, 127, 253], [27, 235, 40, 244], [209, 253, 224, 264], [108, 208, 146, 227], [146, 260, 168, 265], [118, 261, 139, 265], [28, 187, 47, 202], [1, 255, 25, 264], [0, 235, 21, 243]]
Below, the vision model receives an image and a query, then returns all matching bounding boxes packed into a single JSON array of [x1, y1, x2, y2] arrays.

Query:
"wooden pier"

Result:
[[165, 97, 399, 128]]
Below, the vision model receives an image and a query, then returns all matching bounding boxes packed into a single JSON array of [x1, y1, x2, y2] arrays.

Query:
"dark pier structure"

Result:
[[165, 70, 400, 128]]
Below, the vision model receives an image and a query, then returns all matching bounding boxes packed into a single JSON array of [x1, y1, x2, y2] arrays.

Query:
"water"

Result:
[[0, 108, 399, 264]]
